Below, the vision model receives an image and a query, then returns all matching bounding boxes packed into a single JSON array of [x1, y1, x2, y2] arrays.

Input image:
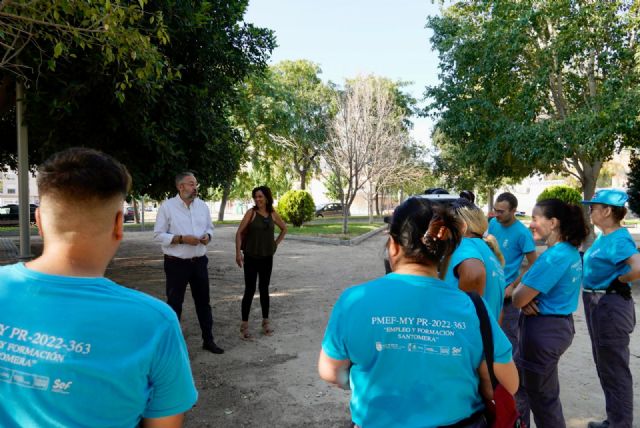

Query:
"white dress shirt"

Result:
[[154, 195, 215, 259]]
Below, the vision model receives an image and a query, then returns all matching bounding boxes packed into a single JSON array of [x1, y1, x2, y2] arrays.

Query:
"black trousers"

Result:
[[164, 255, 214, 342], [242, 255, 273, 321]]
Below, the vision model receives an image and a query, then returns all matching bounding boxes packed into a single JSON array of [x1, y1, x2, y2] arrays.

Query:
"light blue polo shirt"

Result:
[[322, 273, 512, 428], [583, 228, 638, 290], [444, 237, 506, 320], [521, 242, 582, 315], [0, 263, 197, 427], [488, 218, 536, 285]]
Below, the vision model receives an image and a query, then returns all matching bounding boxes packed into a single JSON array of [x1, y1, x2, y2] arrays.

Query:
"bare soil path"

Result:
[[102, 227, 639, 427]]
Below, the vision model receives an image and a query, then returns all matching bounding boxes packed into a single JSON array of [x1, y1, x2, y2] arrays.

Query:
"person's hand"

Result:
[[236, 252, 243, 268], [504, 282, 515, 298], [199, 234, 210, 245], [521, 300, 540, 316], [182, 235, 201, 246]]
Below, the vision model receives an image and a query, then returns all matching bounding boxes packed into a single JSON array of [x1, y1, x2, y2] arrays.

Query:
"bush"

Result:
[[536, 185, 582, 205], [277, 190, 315, 227]]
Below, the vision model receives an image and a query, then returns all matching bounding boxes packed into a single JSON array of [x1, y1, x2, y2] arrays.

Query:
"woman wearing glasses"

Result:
[[319, 197, 518, 427], [235, 186, 287, 339], [581, 190, 640, 428], [512, 198, 588, 428]]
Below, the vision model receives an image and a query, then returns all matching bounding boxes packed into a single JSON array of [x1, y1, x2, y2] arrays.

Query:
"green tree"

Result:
[[0, 0, 276, 199], [234, 60, 336, 190], [426, 0, 640, 204]]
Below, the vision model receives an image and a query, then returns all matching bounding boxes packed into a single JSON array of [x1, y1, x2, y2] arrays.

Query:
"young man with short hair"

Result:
[[488, 191, 537, 424], [0, 148, 197, 427]]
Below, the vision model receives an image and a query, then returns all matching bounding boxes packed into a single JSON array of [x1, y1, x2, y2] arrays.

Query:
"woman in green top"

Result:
[[235, 186, 287, 339]]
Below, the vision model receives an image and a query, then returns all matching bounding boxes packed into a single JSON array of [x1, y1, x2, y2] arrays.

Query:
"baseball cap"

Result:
[[581, 189, 628, 207]]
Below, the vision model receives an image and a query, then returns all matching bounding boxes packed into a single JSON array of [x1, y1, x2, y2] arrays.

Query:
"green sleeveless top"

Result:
[[243, 210, 276, 257]]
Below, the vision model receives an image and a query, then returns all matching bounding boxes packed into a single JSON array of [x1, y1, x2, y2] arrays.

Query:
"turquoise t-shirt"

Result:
[[0, 263, 198, 427], [488, 218, 536, 285], [521, 242, 582, 315], [444, 237, 506, 320], [583, 228, 638, 290], [322, 273, 512, 428]]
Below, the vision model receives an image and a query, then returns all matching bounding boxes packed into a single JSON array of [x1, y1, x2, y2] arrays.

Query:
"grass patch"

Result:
[[286, 223, 385, 239]]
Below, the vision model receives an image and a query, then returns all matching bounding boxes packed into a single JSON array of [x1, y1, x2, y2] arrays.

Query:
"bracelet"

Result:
[[178, 235, 183, 244]]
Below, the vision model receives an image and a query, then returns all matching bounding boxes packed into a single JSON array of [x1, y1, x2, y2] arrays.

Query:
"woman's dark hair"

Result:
[[459, 190, 475, 204], [535, 198, 589, 247], [388, 197, 462, 269], [252, 186, 274, 213], [610, 206, 627, 223]]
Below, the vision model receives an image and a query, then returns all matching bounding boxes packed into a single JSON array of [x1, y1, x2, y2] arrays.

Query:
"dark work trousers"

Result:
[[242, 255, 273, 321], [501, 299, 530, 423], [583, 292, 636, 428], [517, 313, 574, 428], [164, 255, 214, 343]]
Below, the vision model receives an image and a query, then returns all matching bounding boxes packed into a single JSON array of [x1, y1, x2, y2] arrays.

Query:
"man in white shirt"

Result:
[[154, 172, 223, 354]]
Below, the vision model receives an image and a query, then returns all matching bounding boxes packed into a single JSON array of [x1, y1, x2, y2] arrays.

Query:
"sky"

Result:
[[244, 0, 444, 147]]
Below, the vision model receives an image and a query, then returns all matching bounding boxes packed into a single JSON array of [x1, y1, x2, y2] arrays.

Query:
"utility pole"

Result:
[[16, 79, 31, 259]]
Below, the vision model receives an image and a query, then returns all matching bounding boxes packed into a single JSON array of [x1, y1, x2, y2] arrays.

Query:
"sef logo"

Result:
[[52, 379, 73, 392]]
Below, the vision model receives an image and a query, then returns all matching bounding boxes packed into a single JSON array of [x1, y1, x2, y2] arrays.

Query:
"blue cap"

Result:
[[581, 189, 628, 207]]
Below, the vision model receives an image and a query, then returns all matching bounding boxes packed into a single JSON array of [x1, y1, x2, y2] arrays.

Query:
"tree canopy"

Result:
[[233, 60, 336, 191], [0, 0, 275, 199], [426, 0, 640, 200]]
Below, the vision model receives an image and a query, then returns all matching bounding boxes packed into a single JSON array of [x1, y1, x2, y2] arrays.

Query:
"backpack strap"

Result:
[[467, 291, 498, 388]]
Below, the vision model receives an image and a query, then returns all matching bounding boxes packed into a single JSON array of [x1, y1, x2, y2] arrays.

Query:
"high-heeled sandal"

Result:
[[262, 319, 274, 336], [240, 321, 252, 340]]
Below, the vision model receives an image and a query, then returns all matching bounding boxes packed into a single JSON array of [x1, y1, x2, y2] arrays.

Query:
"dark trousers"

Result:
[[164, 255, 214, 342], [517, 313, 574, 428], [501, 299, 530, 423], [583, 292, 636, 428], [242, 255, 273, 321]]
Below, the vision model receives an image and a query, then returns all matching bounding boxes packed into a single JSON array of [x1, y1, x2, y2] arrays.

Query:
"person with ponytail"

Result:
[[581, 190, 640, 428], [318, 197, 518, 428], [445, 198, 506, 320], [512, 198, 589, 428]]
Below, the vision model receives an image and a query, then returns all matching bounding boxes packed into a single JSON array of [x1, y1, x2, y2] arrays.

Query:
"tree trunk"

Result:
[[580, 162, 601, 249], [487, 188, 495, 213], [342, 205, 349, 234], [299, 168, 308, 190], [133, 199, 140, 223], [217, 183, 231, 221], [375, 189, 380, 216], [368, 182, 374, 224]]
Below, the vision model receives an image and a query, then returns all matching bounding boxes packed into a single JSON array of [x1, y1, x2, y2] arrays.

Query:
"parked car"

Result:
[[0, 204, 37, 227], [124, 207, 136, 223], [315, 203, 344, 218]]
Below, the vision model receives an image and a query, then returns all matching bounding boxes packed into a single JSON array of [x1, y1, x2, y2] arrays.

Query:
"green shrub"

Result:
[[277, 190, 315, 227], [536, 185, 582, 205]]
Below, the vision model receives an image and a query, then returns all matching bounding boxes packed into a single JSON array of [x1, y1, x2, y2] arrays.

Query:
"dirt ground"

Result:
[[95, 227, 637, 427]]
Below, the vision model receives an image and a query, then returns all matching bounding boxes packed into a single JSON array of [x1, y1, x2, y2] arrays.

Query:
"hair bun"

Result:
[[421, 219, 450, 245]]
